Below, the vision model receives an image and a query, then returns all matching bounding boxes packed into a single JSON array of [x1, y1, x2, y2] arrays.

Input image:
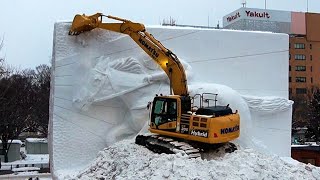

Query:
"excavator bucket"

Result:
[[69, 13, 102, 35]]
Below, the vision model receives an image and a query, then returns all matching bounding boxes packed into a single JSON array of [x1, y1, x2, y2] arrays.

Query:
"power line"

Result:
[[188, 50, 288, 63], [102, 30, 201, 57]]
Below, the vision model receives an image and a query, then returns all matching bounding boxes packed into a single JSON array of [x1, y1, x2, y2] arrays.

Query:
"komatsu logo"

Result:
[[138, 38, 159, 58], [190, 129, 208, 138], [220, 125, 239, 135]]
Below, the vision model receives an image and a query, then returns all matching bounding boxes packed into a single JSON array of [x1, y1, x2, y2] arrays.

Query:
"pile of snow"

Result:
[[61, 139, 320, 180]]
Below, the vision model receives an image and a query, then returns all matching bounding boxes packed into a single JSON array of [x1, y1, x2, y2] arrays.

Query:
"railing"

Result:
[[191, 93, 219, 111], [0, 163, 50, 175]]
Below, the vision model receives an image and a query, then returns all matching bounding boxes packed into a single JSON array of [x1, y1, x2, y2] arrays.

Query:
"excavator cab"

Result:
[[150, 95, 192, 131], [151, 97, 178, 130]]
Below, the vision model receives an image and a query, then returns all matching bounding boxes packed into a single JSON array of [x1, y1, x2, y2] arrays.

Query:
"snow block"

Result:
[[50, 22, 291, 177]]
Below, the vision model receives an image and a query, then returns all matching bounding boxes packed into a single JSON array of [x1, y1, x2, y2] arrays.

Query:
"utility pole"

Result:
[[265, 0, 267, 9], [307, 0, 309, 12]]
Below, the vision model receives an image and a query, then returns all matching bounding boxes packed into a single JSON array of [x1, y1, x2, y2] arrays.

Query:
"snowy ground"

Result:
[[56, 139, 320, 180], [1, 154, 49, 171], [0, 150, 50, 179]]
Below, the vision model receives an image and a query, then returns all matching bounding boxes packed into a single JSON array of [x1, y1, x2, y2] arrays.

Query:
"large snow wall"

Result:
[[50, 23, 291, 177]]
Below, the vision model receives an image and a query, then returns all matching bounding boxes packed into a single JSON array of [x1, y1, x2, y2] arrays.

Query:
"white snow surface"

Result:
[[60, 139, 320, 180]]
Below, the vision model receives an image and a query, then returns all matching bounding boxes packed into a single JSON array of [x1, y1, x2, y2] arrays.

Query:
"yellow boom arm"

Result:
[[69, 13, 188, 96]]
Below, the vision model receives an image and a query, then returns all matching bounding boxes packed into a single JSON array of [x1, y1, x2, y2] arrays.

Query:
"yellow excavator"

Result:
[[69, 13, 240, 158]]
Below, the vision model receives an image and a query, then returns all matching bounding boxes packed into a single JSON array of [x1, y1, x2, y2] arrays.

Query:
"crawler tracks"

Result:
[[135, 134, 237, 159]]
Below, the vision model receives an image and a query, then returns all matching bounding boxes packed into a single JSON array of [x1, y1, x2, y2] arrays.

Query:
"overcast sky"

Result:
[[0, 0, 319, 69]]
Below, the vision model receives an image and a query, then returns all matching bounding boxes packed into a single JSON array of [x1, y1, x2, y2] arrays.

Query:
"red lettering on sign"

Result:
[[227, 12, 241, 22]]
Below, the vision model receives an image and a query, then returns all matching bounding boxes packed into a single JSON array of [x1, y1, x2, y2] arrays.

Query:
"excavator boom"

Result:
[[69, 13, 188, 96]]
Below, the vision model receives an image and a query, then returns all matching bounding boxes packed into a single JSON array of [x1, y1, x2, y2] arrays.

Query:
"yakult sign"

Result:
[[227, 12, 241, 22], [245, 10, 270, 19], [223, 7, 291, 27], [226, 9, 271, 23]]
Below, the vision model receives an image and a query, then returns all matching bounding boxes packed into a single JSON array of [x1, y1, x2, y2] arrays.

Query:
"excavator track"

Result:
[[135, 134, 237, 159]]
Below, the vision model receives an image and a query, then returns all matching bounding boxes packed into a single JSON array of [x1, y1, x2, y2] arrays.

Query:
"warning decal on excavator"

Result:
[[190, 129, 208, 138]]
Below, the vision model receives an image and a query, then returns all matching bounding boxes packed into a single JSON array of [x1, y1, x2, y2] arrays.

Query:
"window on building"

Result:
[[311, 66, 313, 72], [310, 44, 312, 49], [289, 43, 291, 49], [289, 66, 291, 71], [296, 88, 307, 94], [294, 43, 305, 49], [310, 55, 313, 61], [289, 54, 291, 60], [295, 66, 306, 71], [289, 88, 292, 94], [311, 77, 313, 83], [295, 54, 306, 60], [289, 77, 291, 82], [296, 77, 306, 82]]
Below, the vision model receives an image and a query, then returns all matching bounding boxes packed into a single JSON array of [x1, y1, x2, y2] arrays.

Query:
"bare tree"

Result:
[[0, 37, 4, 77], [292, 95, 309, 128], [34, 65, 50, 136], [0, 38, 50, 161], [306, 88, 320, 142], [0, 74, 32, 162], [23, 65, 50, 137]]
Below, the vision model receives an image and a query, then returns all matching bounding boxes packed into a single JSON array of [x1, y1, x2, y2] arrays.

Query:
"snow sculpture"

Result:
[[72, 55, 292, 152], [50, 23, 291, 177], [73, 56, 193, 143]]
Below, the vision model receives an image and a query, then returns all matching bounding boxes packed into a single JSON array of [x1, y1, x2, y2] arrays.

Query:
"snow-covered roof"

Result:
[[12, 167, 40, 172], [291, 143, 320, 147], [26, 138, 48, 143], [0, 140, 22, 144]]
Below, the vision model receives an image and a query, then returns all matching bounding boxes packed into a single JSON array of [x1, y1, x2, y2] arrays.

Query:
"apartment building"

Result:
[[289, 13, 320, 96], [223, 7, 320, 97]]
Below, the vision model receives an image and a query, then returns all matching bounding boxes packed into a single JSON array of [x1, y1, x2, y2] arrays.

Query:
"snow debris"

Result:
[[61, 139, 319, 180]]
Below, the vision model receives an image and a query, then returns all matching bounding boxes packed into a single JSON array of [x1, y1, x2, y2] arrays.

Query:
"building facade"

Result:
[[223, 8, 320, 97]]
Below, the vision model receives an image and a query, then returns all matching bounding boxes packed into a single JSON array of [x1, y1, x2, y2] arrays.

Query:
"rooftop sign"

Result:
[[223, 8, 291, 27]]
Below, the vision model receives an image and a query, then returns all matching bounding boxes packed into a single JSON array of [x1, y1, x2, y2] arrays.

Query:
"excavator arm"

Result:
[[69, 13, 188, 96]]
